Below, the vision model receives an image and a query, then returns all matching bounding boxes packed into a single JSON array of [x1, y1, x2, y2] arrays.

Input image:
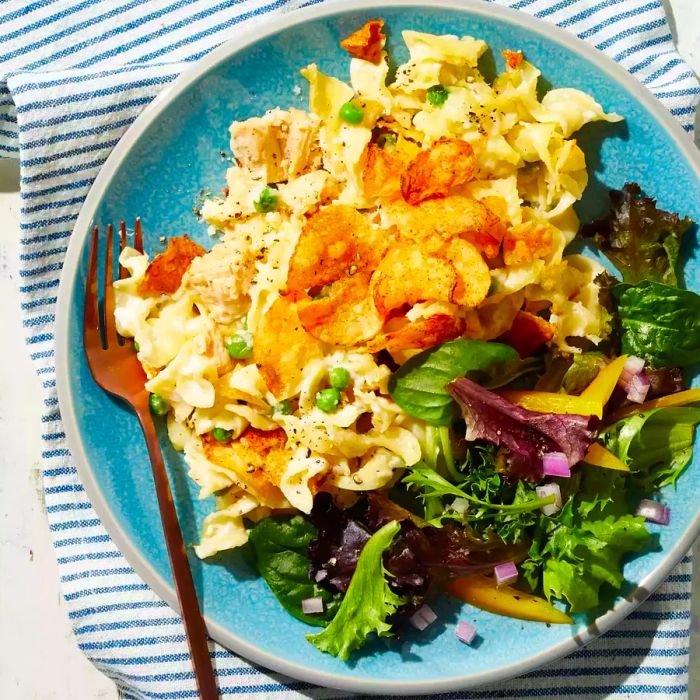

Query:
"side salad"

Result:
[[245, 182, 700, 660]]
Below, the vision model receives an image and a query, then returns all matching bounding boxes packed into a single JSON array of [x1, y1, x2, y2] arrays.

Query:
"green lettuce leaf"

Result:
[[248, 516, 341, 627], [541, 511, 650, 612], [614, 280, 700, 367], [306, 520, 403, 660], [600, 406, 700, 489], [582, 182, 693, 286], [388, 339, 519, 425], [522, 467, 651, 612]]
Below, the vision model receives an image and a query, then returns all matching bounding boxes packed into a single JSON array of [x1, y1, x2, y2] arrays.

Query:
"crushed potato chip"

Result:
[[202, 427, 290, 508], [361, 143, 405, 199], [400, 138, 477, 205], [371, 243, 456, 318], [138, 236, 205, 296], [386, 195, 506, 258], [369, 314, 465, 354], [339, 19, 386, 64], [438, 237, 491, 308], [498, 310, 555, 357], [297, 272, 383, 346], [503, 221, 554, 266], [502, 49, 524, 70], [286, 204, 387, 291], [254, 294, 323, 398]]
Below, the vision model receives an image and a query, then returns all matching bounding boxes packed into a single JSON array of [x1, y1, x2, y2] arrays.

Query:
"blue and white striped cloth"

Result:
[[3, 1, 698, 698]]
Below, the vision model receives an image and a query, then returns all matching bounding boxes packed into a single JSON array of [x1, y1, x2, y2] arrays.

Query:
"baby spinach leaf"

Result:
[[614, 281, 700, 367], [306, 521, 403, 660], [582, 182, 693, 287], [248, 516, 341, 627], [389, 339, 519, 425], [600, 406, 700, 489]]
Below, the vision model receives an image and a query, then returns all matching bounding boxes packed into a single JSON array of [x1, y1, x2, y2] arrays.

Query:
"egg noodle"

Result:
[[114, 27, 621, 559]]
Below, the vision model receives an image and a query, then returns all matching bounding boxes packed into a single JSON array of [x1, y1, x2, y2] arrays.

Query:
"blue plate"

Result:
[[55, 0, 700, 694]]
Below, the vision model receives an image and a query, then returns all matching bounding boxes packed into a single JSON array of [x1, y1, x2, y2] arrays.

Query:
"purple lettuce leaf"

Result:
[[308, 492, 526, 618], [448, 378, 598, 482]]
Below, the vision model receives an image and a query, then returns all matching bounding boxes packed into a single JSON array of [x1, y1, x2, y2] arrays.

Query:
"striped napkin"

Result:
[[3, 1, 698, 698]]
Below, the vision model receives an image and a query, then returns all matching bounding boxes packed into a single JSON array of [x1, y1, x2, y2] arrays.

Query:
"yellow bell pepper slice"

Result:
[[583, 442, 629, 472], [447, 574, 573, 624], [580, 355, 628, 405], [605, 387, 700, 424], [499, 390, 603, 418]]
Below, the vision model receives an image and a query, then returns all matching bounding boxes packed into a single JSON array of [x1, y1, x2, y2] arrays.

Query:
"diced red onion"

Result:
[[409, 604, 437, 631], [626, 373, 650, 404], [536, 483, 562, 516], [314, 569, 328, 583], [301, 597, 325, 614], [618, 356, 645, 391], [624, 356, 646, 374], [451, 497, 469, 515], [542, 451, 571, 478], [635, 499, 670, 525], [455, 620, 477, 645], [494, 561, 518, 587]]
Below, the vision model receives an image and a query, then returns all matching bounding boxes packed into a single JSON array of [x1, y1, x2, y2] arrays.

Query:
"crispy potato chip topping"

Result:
[[371, 243, 456, 318], [502, 49, 524, 70], [202, 427, 289, 507], [361, 143, 405, 200], [401, 138, 477, 205], [297, 272, 383, 346], [503, 221, 554, 266], [254, 294, 323, 398], [368, 314, 465, 355], [286, 204, 388, 291], [386, 195, 506, 258], [138, 236, 205, 296], [438, 237, 491, 308], [498, 310, 555, 357], [339, 19, 386, 64]]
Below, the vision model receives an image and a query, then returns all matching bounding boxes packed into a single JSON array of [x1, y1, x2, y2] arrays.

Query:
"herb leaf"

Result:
[[582, 182, 693, 287], [306, 521, 403, 660], [614, 281, 700, 367], [389, 339, 519, 426], [404, 462, 555, 515], [600, 406, 700, 489], [248, 516, 341, 627]]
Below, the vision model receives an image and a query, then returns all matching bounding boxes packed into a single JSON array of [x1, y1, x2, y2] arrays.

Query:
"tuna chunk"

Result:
[[182, 239, 256, 325], [229, 108, 322, 183]]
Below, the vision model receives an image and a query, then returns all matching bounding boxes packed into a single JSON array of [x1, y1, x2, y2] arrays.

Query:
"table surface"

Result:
[[0, 3, 699, 698]]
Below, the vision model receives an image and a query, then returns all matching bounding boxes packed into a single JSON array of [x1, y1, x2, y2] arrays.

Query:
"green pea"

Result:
[[226, 332, 252, 359], [254, 186, 279, 213], [316, 387, 341, 413], [149, 393, 169, 416], [212, 427, 233, 442], [426, 84, 449, 107], [273, 399, 292, 416], [133, 341, 140, 352], [339, 101, 364, 125], [329, 366, 350, 390]]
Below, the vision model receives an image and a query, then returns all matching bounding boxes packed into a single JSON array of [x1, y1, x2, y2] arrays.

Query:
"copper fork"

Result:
[[84, 220, 219, 700]]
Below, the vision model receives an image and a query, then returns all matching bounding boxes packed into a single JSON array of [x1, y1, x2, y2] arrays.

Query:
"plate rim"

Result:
[[54, 0, 700, 694]]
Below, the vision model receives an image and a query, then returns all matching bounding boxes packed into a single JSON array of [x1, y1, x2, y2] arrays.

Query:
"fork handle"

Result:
[[137, 409, 220, 700]]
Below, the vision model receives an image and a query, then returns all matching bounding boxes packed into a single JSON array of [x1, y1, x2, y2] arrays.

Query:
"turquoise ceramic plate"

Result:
[[55, 0, 700, 694]]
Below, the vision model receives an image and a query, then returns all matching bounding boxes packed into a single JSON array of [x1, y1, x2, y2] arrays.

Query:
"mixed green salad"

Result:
[[241, 182, 700, 660]]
